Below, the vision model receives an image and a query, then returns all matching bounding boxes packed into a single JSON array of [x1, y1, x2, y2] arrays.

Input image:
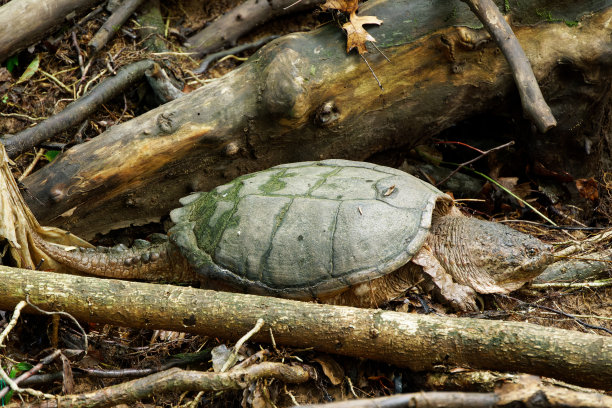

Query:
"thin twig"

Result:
[[17, 149, 45, 181], [39, 69, 73, 94], [25, 295, 88, 354], [71, 31, 85, 76], [554, 229, 612, 257], [531, 279, 612, 289], [0, 350, 62, 400], [221, 318, 265, 372], [436, 140, 514, 186], [0, 301, 26, 346], [0, 301, 55, 400], [360, 54, 383, 90], [472, 168, 557, 226], [370, 42, 390, 62], [0, 112, 46, 122], [194, 35, 279, 74], [499, 219, 605, 231], [284, 0, 303, 10]]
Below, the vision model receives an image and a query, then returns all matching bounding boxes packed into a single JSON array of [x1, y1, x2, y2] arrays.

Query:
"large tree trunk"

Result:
[[1, 265, 611, 390], [20, 0, 612, 237]]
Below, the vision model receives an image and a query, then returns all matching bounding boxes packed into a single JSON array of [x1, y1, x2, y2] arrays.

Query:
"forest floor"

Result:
[[0, 0, 611, 406]]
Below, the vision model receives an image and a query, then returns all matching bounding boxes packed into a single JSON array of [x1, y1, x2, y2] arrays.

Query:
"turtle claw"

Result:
[[147, 233, 169, 244], [447, 286, 479, 312], [133, 239, 151, 249]]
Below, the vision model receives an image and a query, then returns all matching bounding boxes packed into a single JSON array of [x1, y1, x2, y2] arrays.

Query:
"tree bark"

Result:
[[1, 266, 611, 390], [20, 0, 612, 238], [0, 0, 101, 62]]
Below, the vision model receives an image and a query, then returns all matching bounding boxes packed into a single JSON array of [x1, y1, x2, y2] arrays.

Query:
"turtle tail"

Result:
[[33, 233, 197, 283]]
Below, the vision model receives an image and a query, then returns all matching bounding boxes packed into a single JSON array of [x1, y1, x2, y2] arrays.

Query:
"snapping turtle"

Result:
[[37, 160, 552, 310]]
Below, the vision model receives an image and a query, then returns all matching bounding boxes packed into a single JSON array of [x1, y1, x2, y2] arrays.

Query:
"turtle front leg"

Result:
[[412, 244, 478, 312]]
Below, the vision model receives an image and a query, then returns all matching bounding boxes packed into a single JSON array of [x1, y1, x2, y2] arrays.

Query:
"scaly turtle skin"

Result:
[[38, 160, 553, 310]]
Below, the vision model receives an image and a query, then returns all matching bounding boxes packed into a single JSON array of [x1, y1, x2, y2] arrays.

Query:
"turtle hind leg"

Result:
[[412, 244, 478, 312], [323, 263, 421, 308]]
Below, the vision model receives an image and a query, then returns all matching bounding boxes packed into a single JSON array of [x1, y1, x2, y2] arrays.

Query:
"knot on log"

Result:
[[315, 101, 341, 127], [262, 48, 310, 120], [157, 112, 177, 134]]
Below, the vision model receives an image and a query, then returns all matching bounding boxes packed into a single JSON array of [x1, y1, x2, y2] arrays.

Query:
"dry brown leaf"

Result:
[[575, 177, 599, 201], [343, 12, 382, 54], [321, 0, 359, 13], [313, 354, 345, 385], [0, 144, 92, 272]]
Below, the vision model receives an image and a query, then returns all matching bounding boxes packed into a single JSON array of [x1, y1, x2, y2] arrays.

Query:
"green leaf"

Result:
[[10, 362, 33, 375], [2, 94, 7, 104], [1, 362, 33, 404], [6, 55, 18, 72], [16, 54, 40, 84], [44, 150, 60, 162]]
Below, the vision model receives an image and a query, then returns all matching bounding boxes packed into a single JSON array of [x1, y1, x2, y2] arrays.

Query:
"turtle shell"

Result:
[[168, 159, 452, 299]]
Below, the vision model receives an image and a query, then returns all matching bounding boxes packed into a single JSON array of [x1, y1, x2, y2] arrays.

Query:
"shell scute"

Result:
[[214, 194, 292, 280]]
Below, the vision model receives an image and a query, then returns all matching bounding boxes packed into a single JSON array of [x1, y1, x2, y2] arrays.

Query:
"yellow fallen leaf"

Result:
[[343, 13, 382, 54]]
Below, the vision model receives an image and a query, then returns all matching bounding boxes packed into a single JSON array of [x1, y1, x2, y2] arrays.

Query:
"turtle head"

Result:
[[483, 224, 554, 287], [430, 216, 553, 293]]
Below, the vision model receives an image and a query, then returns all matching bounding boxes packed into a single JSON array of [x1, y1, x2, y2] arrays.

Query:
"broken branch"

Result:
[[1, 60, 155, 159], [88, 0, 146, 54], [460, 0, 557, 132], [10, 364, 309, 408]]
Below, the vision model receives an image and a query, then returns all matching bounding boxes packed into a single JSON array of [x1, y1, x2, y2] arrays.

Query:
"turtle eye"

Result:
[[527, 248, 538, 257]]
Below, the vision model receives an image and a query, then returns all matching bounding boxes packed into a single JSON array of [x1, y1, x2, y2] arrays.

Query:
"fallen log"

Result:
[[0, 0, 101, 62], [21, 0, 612, 238], [1, 266, 611, 390]]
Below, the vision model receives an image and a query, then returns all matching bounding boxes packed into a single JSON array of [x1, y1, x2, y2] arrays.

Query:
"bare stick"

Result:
[[194, 35, 280, 74], [0, 350, 61, 400], [532, 278, 612, 289], [0, 300, 26, 346], [186, 0, 323, 57], [460, 0, 557, 132], [145, 63, 184, 103], [17, 148, 44, 181], [71, 31, 85, 76], [2, 267, 612, 390], [221, 318, 265, 372], [88, 0, 146, 54], [300, 377, 612, 407], [300, 392, 498, 408], [1, 60, 155, 159], [25, 295, 88, 353], [20, 364, 309, 408]]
